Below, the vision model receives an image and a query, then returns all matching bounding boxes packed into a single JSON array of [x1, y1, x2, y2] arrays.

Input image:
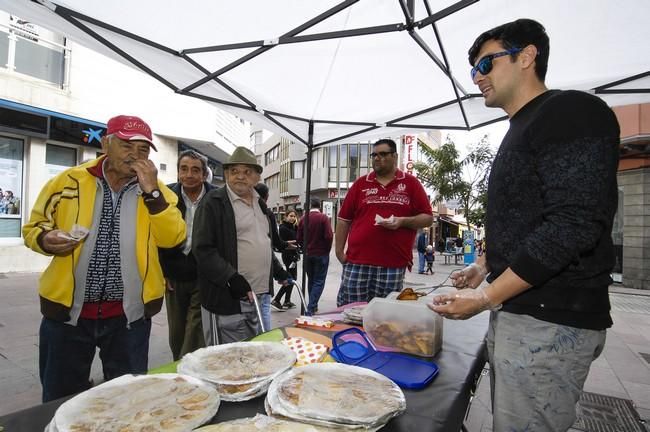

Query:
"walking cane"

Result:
[[289, 260, 309, 312], [290, 279, 309, 312], [251, 292, 266, 334], [208, 311, 219, 346]]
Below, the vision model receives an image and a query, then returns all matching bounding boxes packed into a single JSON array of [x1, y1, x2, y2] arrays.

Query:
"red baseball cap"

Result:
[[106, 115, 157, 151]]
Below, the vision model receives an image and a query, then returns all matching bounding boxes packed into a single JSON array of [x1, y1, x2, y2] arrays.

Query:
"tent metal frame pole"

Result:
[[596, 89, 650, 95], [43, 0, 501, 144], [181, 0, 360, 93], [415, 0, 479, 28], [316, 125, 379, 147], [53, 8, 179, 92], [593, 71, 650, 92], [301, 121, 315, 315]]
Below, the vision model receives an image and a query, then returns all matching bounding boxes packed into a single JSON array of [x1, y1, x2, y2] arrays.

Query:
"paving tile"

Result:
[[621, 381, 650, 410], [0, 381, 41, 416], [605, 349, 650, 385], [583, 365, 628, 398]]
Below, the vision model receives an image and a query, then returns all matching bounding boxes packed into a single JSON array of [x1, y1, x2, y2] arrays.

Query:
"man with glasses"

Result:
[[335, 138, 433, 306], [192, 147, 289, 343], [429, 19, 620, 431]]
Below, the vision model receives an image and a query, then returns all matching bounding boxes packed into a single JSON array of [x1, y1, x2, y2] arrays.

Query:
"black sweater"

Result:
[[158, 181, 214, 281], [486, 90, 620, 330]]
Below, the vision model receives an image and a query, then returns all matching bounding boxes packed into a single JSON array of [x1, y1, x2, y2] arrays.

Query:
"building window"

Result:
[[45, 143, 76, 179], [339, 144, 348, 183], [264, 144, 280, 165], [349, 143, 359, 182], [0, 136, 24, 237], [291, 160, 305, 179], [328, 145, 337, 182], [1, 14, 69, 87], [360, 144, 369, 168], [265, 173, 279, 190]]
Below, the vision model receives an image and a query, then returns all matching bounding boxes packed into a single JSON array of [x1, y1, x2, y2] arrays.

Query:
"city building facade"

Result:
[[255, 130, 441, 228], [613, 103, 650, 289], [0, 11, 247, 273]]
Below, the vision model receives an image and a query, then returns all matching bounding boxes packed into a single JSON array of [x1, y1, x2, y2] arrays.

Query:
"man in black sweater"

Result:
[[429, 19, 620, 432]]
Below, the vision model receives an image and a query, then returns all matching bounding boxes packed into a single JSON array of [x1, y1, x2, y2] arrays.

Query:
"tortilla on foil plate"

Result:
[[51, 374, 220, 432], [178, 341, 295, 401], [266, 363, 405, 429], [179, 342, 295, 384]]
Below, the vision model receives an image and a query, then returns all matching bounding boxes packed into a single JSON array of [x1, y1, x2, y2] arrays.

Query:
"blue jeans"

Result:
[[418, 251, 426, 272], [39, 315, 151, 402], [487, 311, 606, 432], [305, 255, 329, 315]]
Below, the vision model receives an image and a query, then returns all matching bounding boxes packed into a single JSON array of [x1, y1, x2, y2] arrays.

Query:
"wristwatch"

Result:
[[142, 188, 161, 200]]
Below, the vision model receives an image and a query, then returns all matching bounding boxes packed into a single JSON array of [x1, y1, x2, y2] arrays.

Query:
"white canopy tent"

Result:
[[2, 0, 649, 149], [3, 0, 649, 308]]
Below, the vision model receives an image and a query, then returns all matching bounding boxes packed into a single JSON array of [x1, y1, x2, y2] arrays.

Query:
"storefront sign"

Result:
[[403, 134, 416, 175]]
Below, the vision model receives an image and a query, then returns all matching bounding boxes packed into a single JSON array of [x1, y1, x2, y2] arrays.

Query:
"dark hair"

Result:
[[310, 197, 321, 209], [177, 149, 208, 175], [254, 182, 269, 200], [373, 138, 397, 153], [468, 18, 549, 82]]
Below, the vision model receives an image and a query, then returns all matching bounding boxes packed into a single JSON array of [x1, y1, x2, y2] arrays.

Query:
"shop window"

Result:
[[46, 143, 77, 179], [0, 136, 24, 237]]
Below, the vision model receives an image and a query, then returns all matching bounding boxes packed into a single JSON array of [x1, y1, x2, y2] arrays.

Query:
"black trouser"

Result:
[[273, 256, 296, 303]]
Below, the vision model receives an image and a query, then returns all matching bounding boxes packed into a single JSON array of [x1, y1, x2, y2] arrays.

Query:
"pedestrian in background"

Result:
[[271, 209, 299, 311], [416, 229, 427, 274], [297, 197, 333, 315], [424, 245, 435, 275], [158, 150, 213, 359]]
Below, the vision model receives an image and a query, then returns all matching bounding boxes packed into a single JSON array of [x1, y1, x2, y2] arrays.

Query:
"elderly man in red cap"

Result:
[[23, 115, 186, 402]]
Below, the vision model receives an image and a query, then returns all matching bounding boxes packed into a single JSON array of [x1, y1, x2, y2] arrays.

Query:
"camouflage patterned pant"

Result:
[[487, 311, 606, 432]]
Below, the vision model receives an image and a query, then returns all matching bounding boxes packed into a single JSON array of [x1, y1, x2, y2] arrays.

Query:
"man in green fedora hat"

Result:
[[192, 146, 290, 343]]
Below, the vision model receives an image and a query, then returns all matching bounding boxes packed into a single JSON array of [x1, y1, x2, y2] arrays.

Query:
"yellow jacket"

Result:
[[23, 157, 186, 322]]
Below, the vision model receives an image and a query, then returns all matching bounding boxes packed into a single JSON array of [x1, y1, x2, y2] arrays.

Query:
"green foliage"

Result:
[[414, 134, 494, 230]]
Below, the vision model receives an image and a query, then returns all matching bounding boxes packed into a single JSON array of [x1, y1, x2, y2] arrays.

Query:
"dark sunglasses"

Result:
[[470, 47, 522, 80], [370, 151, 395, 158]]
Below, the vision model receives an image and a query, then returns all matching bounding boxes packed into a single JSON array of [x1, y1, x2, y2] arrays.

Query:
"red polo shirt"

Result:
[[338, 169, 432, 268]]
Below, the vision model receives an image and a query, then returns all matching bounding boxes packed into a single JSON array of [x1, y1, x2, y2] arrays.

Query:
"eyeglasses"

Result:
[[370, 151, 395, 158], [471, 47, 522, 80]]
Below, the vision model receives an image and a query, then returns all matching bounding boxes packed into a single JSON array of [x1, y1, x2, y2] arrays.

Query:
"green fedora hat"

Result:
[[223, 146, 263, 174]]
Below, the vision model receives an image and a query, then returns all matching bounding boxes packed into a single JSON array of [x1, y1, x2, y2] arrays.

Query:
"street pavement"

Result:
[[0, 251, 649, 431]]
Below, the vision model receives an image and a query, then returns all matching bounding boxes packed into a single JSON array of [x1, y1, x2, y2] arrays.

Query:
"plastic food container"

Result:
[[362, 297, 443, 357]]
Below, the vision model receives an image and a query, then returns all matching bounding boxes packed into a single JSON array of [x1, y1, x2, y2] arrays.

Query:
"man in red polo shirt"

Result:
[[335, 138, 433, 306]]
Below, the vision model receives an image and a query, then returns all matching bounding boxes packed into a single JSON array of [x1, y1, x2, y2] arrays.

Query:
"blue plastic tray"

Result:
[[331, 327, 439, 389]]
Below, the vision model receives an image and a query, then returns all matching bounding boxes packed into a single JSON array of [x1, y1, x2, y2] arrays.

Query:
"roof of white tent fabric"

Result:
[[1, 0, 649, 147]]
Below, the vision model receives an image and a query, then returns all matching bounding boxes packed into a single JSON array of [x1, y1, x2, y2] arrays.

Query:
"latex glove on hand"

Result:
[[427, 286, 501, 320], [450, 263, 487, 289]]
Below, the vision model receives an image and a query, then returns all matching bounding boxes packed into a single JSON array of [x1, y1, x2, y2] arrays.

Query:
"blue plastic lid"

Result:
[[331, 327, 439, 389]]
